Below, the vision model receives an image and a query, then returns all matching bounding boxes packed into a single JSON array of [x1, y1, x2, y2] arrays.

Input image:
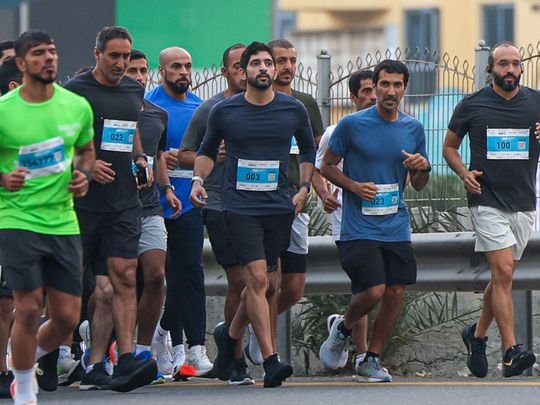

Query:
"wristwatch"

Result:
[[162, 184, 175, 193], [299, 181, 311, 193]]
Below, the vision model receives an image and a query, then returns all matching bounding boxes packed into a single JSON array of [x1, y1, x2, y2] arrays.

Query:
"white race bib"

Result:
[[486, 128, 529, 160], [166, 148, 193, 179], [101, 119, 136, 152], [236, 159, 279, 191], [361, 183, 399, 215], [18, 137, 67, 179]]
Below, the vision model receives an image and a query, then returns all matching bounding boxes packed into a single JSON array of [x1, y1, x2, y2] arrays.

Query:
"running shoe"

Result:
[[152, 328, 174, 375], [228, 357, 255, 386], [109, 352, 157, 392], [262, 353, 293, 388], [57, 354, 83, 387], [79, 363, 111, 390], [355, 355, 392, 382], [461, 323, 488, 378], [178, 345, 213, 378], [502, 344, 536, 378], [319, 315, 350, 369], [0, 370, 14, 398], [213, 323, 236, 381], [244, 323, 263, 365], [35, 349, 59, 392]]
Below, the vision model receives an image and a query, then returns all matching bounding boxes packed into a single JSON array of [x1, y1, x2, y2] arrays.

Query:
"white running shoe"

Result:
[[79, 320, 91, 351], [185, 345, 213, 377], [319, 314, 350, 369], [244, 324, 263, 365], [152, 328, 174, 375], [10, 372, 39, 405], [57, 354, 82, 386]]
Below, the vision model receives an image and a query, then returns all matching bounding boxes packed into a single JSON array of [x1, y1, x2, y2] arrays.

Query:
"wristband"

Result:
[[133, 152, 148, 162], [191, 175, 204, 186], [299, 181, 311, 193]]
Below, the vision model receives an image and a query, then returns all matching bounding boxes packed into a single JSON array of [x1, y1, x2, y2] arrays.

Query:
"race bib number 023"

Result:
[[361, 183, 399, 215]]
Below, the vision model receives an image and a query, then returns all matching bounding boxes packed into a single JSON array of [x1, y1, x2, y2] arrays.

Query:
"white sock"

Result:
[[59, 345, 71, 360], [155, 325, 168, 341], [34, 345, 48, 362], [12, 368, 36, 401], [135, 344, 151, 355]]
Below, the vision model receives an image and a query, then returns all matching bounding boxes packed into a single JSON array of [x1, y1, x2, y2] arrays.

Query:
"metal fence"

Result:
[[148, 41, 540, 214]]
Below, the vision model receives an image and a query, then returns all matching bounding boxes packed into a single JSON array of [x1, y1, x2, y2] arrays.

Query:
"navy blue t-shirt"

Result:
[[198, 91, 316, 216]]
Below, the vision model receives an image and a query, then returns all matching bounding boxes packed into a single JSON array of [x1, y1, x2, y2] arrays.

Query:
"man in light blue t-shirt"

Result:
[[319, 59, 431, 383]]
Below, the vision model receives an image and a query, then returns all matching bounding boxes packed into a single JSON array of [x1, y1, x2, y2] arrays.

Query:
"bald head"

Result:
[[158, 46, 193, 98], [159, 47, 191, 66]]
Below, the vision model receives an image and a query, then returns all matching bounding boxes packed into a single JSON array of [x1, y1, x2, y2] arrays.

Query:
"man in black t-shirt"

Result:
[[444, 41, 540, 379], [124, 50, 180, 381], [191, 42, 316, 388], [64, 26, 157, 392]]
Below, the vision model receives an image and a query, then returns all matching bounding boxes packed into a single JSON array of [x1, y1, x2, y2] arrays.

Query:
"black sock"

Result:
[[337, 320, 352, 337], [366, 351, 379, 359]]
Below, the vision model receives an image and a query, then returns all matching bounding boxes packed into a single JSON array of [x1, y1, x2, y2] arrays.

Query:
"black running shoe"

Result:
[[109, 352, 157, 392], [79, 362, 112, 391], [461, 323, 488, 378], [502, 344, 536, 378], [228, 357, 255, 386], [213, 323, 236, 381], [263, 353, 293, 388], [36, 349, 59, 391], [0, 370, 14, 398]]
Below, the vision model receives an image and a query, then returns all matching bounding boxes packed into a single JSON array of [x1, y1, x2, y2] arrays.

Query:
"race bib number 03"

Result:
[[362, 183, 399, 215], [101, 119, 136, 152], [236, 159, 279, 191], [486, 128, 529, 160], [18, 137, 67, 179]]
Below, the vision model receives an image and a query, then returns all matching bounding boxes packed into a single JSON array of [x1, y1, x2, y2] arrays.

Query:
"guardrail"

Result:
[[204, 231, 540, 295]]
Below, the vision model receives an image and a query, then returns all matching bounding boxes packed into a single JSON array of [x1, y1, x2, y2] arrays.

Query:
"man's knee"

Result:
[[361, 284, 386, 303], [492, 262, 514, 286], [94, 277, 114, 305]]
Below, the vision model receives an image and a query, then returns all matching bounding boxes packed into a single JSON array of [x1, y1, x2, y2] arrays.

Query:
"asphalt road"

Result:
[[33, 377, 540, 405]]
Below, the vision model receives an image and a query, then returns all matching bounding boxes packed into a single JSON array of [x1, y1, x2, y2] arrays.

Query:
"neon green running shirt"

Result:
[[0, 83, 94, 235]]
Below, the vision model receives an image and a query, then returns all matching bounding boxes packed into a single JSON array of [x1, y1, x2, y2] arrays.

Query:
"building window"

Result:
[[483, 4, 514, 46], [405, 8, 440, 96]]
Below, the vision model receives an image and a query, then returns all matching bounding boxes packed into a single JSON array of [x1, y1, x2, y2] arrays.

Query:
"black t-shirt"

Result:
[[448, 85, 540, 211], [198, 91, 316, 216], [64, 72, 144, 212], [139, 99, 168, 216]]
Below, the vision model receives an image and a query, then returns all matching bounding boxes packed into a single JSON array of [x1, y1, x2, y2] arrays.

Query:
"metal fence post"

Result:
[[277, 310, 291, 364], [317, 50, 332, 128], [474, 40, 490, 91]]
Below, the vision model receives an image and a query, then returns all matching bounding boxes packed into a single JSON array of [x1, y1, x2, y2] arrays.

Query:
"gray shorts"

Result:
[[470, 206, 534, 260], [138, 215, 167, 256], [0, 230, 82, 296], [287, 212, 309, 255]]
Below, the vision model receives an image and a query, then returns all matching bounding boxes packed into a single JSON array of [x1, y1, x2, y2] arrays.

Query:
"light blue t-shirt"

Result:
[[328, 106, 428, 242], [145, 86, 202, 218]]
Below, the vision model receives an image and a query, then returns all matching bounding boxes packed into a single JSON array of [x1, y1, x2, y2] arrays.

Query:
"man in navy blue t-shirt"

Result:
[[191, 42, 315, 388], [320, 59, 430, 383]]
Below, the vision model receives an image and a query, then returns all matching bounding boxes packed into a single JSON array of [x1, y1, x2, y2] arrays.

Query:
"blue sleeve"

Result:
[[197, 103, 222, 161], [415, 122, 429, 160]]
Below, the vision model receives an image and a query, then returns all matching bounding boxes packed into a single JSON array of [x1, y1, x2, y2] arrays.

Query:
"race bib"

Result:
[[166, 148, 193, 179], [18, 137, 67, 179], [290, 136, 299, 155], [101, 119, 136, 152], [236, 159, 279, 191], [361, 183, 399, 215], [486, 128, 529, 160]]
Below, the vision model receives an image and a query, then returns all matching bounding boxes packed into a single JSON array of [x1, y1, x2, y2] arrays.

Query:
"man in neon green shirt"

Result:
[[0, 31, 95, 405]]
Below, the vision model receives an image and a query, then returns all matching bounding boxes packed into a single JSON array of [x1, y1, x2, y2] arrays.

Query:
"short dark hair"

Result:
[[0, 40, 14, 58], [222, 43, 246, 67], [487, 41, 519, 66], [348, 70, 374, 95], [0, 57, 22, 95], [130, 49, 147, 63], [373, 59, 409, 87], [267, 39, 295, 51], [240, 41, 274, 70], [14, 31, 53, 58], [95, 26, 132, 52]]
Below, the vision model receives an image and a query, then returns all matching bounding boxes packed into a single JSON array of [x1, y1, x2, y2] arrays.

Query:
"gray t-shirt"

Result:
[[181, 91, 226, 211]]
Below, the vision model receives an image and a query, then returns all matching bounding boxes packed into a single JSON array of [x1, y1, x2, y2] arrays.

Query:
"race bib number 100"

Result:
[[486, 128, 529, 160], [18, 137, 66, 179], [101, 119, 136, 152]]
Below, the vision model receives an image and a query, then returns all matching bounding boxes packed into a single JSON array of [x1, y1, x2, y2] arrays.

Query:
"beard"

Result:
[[247, 74, 272, 90], [30, 72, 56, 84], [164, 73, 191, 95], [493, 71, 520, 92], [274, 71, 293, 86]]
